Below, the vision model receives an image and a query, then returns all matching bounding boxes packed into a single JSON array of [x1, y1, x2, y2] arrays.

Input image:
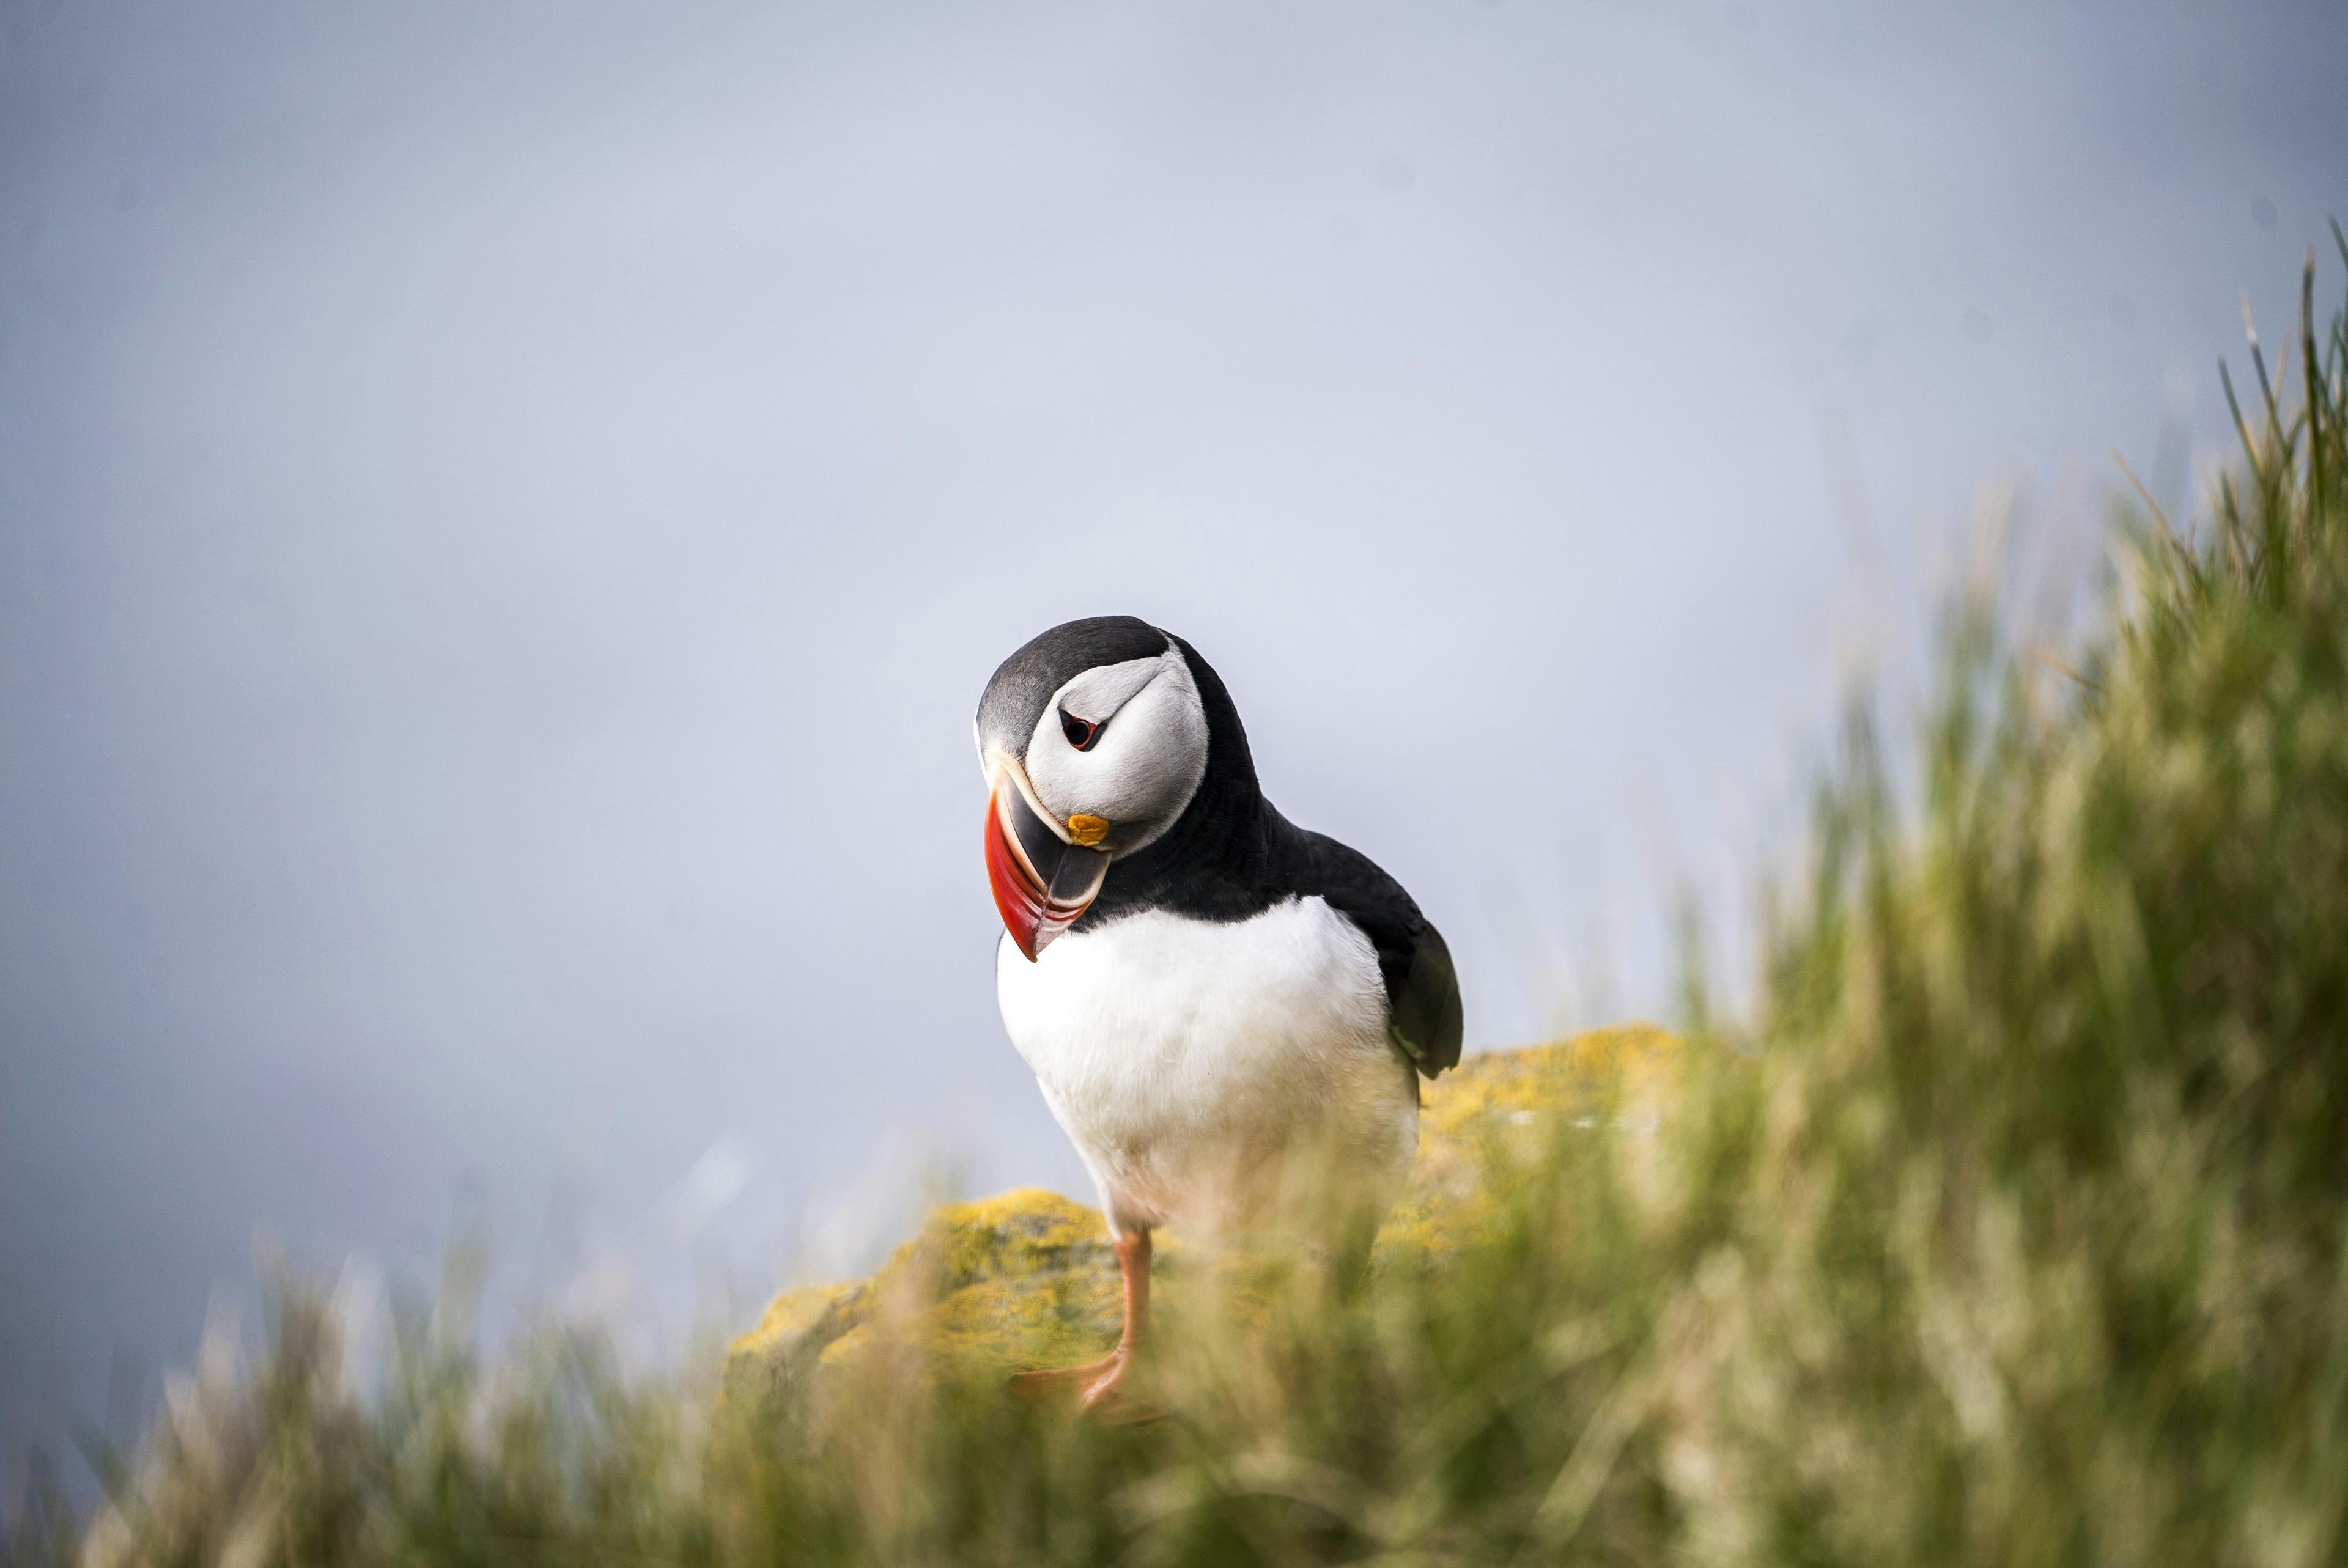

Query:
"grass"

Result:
[[15, 244, 2348, 1567]]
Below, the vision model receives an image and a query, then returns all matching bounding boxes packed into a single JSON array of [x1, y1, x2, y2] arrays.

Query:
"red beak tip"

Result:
[[984, 784, 1102, 963], [985, 792, 1049, 962]]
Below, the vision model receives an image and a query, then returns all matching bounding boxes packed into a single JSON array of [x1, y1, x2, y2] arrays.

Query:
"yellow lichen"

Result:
[[723, 1028, 1682, 1410], [1377, 1025, 1678, 1260], [740, 1278, 868, 1352], [720, 1279, 871, 1410]]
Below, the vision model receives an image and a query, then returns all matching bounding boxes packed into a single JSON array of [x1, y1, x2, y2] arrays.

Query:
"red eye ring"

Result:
[[1059, 709, 1102, 751]]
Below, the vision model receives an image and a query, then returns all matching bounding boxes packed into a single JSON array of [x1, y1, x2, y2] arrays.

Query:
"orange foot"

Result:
[[1009, 1226, 1161, 1421], [1007, 1349, 1157, 1422]]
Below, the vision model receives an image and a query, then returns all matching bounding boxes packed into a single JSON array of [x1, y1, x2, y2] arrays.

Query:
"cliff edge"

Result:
[[723, 1025, 1676, 1412]]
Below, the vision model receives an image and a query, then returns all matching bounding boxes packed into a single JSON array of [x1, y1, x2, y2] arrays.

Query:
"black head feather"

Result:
[[975, 615, 1172, 764]]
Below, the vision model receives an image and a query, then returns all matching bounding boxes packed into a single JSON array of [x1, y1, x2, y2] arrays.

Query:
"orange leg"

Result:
[[1010, 1226, 1151, 1412]]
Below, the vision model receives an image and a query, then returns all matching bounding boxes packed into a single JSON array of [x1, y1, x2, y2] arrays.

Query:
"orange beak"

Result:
[[984, 773, 1110, 960]]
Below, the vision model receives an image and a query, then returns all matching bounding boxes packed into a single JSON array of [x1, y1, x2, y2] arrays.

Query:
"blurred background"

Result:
[[2, 0, 2342, 1497]]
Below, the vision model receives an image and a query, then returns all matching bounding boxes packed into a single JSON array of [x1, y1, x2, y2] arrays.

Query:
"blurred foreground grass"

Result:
[[16, 252, 2348, 1567]]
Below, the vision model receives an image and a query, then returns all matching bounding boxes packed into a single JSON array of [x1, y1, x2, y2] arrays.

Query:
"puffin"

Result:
[[975, 615, 1463, 1408]]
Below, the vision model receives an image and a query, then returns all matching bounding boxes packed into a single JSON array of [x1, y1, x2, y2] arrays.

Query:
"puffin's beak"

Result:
[[984, 766, 1110, 962]]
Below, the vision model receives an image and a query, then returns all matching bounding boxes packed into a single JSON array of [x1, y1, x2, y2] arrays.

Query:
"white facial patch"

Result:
[[1022, 649, 1208, 853], [1054, 656, 1166, 727]]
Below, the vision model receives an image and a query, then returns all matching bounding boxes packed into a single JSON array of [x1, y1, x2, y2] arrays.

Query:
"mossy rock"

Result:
[[1382, 1020, 1677, 1256], [723, 1026, 1675, 1412]]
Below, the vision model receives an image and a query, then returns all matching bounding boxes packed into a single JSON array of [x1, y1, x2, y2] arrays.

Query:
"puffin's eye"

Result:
[[1059, 709, 1102, 751]]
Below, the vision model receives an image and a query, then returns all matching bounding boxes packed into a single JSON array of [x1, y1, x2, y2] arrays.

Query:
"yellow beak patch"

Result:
[[1066, 814, 1110, 847]]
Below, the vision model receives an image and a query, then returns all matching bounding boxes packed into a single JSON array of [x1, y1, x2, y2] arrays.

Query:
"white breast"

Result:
[[995, 896, 1418, 1237]]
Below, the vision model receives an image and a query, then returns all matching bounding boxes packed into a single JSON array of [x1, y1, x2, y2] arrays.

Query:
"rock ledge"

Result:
[[723, 1026, 1674, 1410]]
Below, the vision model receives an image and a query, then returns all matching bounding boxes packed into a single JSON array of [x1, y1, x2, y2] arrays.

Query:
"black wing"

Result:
[[1383, 919, 1464, 1078], [1280, 822, 1464, 1079]]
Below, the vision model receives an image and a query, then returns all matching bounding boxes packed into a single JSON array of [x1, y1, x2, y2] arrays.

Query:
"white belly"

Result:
[[995, 896, 1417, 1237]]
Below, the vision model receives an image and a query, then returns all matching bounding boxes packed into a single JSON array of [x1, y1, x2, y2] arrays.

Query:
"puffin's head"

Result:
[[975, 616, 1210, 960]]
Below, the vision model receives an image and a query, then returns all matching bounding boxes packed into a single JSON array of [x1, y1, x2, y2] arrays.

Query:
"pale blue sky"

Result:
[[3, 0, 2342, 1494]]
